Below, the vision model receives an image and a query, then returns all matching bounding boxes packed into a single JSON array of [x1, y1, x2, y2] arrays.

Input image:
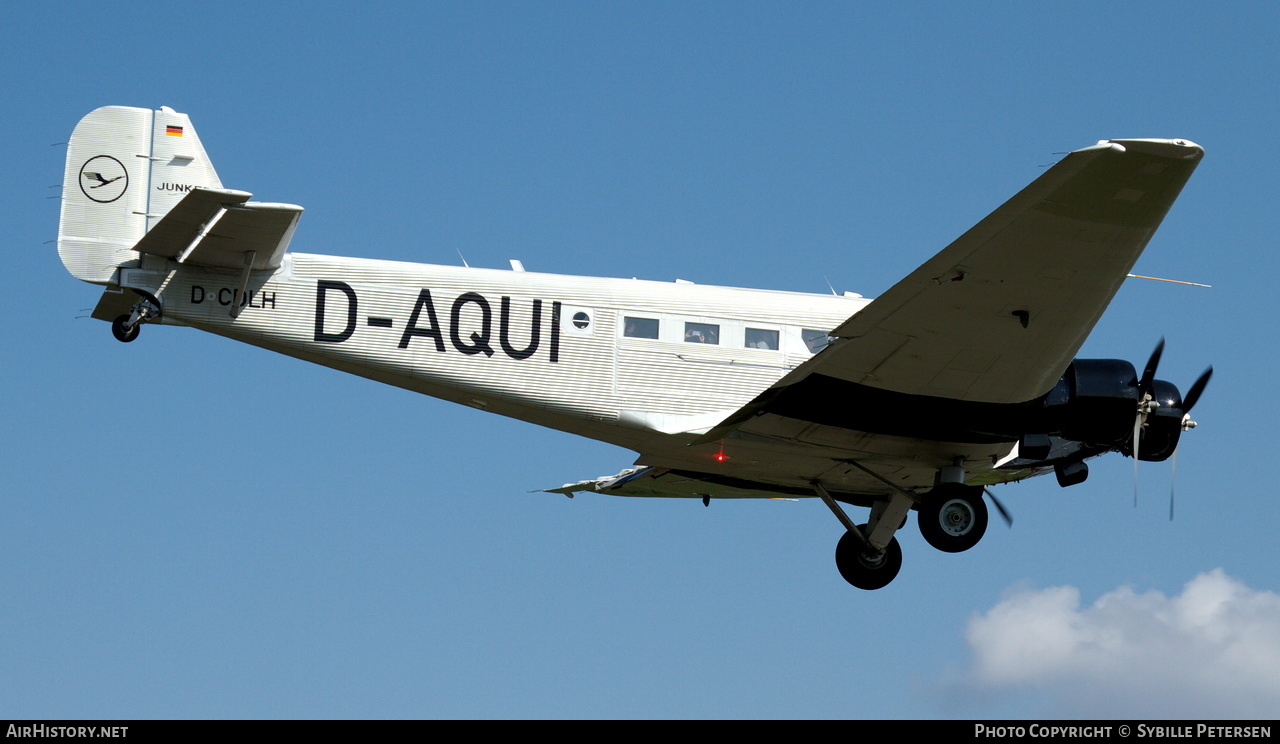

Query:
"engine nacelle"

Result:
[[1043, 359, 1137, 447], [1038, 359, 1183, 462]]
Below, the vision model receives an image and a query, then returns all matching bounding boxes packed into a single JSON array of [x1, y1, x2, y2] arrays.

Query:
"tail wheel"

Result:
[[111, 315, 139, 343], [917, 483, 987, 553], [834, 525, 902, 590]]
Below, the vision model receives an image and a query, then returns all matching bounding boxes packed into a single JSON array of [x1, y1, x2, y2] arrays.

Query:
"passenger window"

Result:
[[745, 328, 779, 350], [802, 329, 832, 353], [684, 322, 719, 345], [624, 317, 659, 339]]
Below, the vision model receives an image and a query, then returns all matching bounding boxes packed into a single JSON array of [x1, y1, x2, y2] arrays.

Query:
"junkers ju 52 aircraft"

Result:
[[58, 105, 1210, 589]]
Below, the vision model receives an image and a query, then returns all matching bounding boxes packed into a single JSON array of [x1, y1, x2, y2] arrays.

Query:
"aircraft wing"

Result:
[[547, 466, 809, 500], [697, 138, 1203, 444]]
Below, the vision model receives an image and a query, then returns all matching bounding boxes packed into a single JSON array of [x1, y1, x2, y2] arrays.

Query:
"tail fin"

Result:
[[58, 105, 223, 284]]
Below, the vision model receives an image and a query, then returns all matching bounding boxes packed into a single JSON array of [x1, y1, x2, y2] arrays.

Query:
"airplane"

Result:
[[57, 105, 1210, 590]]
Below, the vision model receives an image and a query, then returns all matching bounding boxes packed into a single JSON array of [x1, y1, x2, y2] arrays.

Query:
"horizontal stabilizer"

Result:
[[133, 187, 303, 271], [132, 188, 250, 256]]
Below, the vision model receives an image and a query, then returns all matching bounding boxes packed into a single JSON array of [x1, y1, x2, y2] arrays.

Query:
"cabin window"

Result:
[[572, 311, 591, 330], [802, 329, 832, 353], [684, 322, 719, 345], [745, 328, 779, 350], [623, 317, 659, 339]]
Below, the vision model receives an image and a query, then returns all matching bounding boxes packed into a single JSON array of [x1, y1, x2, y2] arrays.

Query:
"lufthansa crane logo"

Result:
[[79, 155, 128, 203]]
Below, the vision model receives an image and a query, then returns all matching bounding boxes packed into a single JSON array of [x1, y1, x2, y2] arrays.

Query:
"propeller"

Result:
[[1139, 337, 1165, 393], [1129, 338, 1213, 517], [1133, 339, 1166, 506], [983, 488, 1013, 528], [1182, 366, 1213, 414], [1167, 365, 1213, 520]]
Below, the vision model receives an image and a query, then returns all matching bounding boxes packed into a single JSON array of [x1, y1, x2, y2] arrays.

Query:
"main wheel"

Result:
[[917, 484, 987, 553], [111, 315, 139, 343], [834, 525, 902, 590]]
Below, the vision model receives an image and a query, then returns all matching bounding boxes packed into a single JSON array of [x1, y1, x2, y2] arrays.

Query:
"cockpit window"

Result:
[[802, 329, 832, 353], [684, 322, 719, 345], [624, 317, 659, 339], [745, 328, 779, 350]]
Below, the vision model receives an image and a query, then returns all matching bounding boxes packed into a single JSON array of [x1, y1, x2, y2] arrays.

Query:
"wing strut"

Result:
[[814, 458, 921, 552], [841, 458, 923, 507], [812, 481, 861, 540]]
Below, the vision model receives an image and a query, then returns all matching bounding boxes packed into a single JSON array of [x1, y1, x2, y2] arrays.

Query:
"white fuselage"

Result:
[[139, 252, 867, 457]]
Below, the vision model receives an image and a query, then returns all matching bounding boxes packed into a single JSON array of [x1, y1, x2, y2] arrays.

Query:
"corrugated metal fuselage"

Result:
[[128, 252, 1024, 499]]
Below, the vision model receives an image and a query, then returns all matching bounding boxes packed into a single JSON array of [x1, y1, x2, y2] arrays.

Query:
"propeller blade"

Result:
[[983, 488, 1013, 527], [1133, 414, 1142, 507], [1130, 338, 1166, 508], [1182, 366, 1214, 412], [1169, 445, 1178, 521], [1139, 337, 1166, 393]]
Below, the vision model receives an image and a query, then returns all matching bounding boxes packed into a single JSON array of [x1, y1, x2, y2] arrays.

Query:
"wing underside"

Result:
[[695, 138, 1204, 447], [603, 138, 1204, 499], [547, 466, 815, 501]]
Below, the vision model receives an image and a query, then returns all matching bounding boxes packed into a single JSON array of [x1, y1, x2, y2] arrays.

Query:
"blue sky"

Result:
[[3, 1, 1278, 719]]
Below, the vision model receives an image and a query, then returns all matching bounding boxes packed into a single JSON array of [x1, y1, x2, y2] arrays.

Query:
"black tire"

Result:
[[917, 484, 987, 553], [834, 525, 902, 590], [111, 315, 139, 343]]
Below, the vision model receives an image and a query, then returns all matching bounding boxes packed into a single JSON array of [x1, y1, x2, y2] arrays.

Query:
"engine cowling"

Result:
[[1039, 359, 1188, 462], [1135, 378, 1186, 461]]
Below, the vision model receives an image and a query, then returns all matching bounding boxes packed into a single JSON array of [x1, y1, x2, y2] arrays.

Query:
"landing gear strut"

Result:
[[813, 479, 912, 590], [815, 458, 994, 589], [917, 483, 987, 553], [110, 298, 160, 343]]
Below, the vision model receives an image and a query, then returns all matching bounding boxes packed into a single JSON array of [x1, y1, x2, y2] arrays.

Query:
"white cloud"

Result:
[[958, 569, 1280, 718]]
